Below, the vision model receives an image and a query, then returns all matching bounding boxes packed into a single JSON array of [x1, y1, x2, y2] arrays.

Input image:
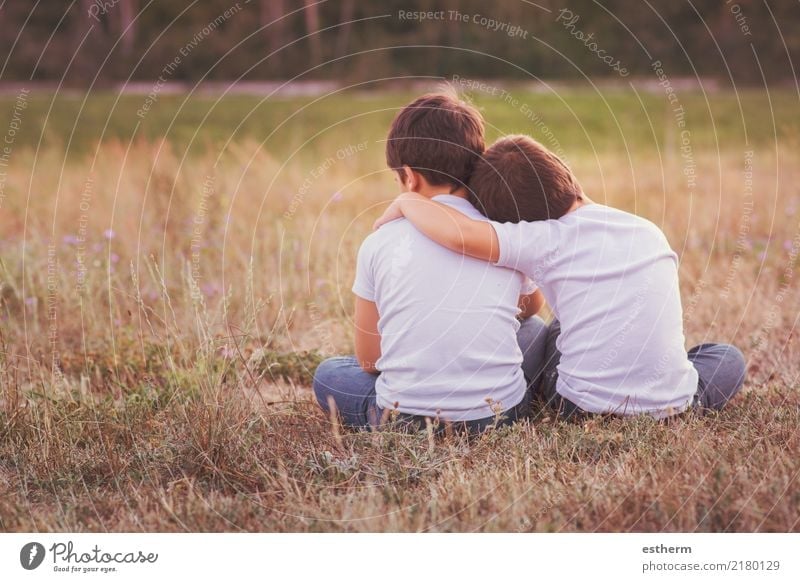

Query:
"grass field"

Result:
[[1, 85, 799, 531]]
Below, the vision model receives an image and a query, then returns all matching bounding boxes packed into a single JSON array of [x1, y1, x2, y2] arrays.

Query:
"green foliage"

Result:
[[1, 89, 798, 157]]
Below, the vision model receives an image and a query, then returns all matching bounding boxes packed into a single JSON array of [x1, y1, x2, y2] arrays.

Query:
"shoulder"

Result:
[[584, 205, 665, 234], [359, 219, 410, 256], [490, 216, 562, 245], [625, 210, 671, 244], [490, 218, 561, 274], [598, 206, 674, 252]]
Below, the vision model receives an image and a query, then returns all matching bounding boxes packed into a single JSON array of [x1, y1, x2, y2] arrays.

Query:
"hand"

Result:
[[372, 198, 405, 230]]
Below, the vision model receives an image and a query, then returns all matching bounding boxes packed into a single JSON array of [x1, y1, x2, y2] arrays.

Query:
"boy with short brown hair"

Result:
[[468, 134, 579, 222], [313, 97, 547, 433], [385, 92, 485, 192]]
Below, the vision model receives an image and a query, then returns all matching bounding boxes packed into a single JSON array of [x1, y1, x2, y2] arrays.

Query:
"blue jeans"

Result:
[[688, 342, 748, 410], [530, 319, 747, 418], [312, 316, 548, 434]]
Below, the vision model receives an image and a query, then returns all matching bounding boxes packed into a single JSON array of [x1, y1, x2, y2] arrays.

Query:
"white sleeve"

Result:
[[520, 275, 538, 295], [351, 238, 376, 301], [490, 220, 557, 285]]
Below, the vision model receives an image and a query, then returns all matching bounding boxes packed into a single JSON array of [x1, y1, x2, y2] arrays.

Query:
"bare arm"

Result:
[[518, 288, 545, 319], [354, 296, 381, 374], [374, 192, 500, 262]]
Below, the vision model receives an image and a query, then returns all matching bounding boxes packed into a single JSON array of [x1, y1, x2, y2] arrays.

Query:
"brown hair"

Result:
[[468, 135, 580, 222], [386, 92, 485, 191]]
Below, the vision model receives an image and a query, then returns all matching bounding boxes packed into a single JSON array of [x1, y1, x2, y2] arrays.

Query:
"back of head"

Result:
[[386, 91, 485, 192], [469, 135, 580, 222]]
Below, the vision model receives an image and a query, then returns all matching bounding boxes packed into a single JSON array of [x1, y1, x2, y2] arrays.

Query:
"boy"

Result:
[[313, 95, 548, 433], [374, 135, 746, 418]]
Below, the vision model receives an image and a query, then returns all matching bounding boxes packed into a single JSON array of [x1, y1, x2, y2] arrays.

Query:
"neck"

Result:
[[567, 192, 592, 213], [414, 184, 468, 200]]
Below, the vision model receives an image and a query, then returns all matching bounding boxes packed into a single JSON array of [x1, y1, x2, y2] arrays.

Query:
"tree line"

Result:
[[0, 0, 796, 86]]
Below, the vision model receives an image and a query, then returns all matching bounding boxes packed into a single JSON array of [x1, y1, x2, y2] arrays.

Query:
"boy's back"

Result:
[[492, 203, 698, 416], [353, 194, 532, 421]]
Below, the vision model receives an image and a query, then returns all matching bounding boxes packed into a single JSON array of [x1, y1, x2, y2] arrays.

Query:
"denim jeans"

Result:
[[529, 319, 747, 419], [312, 316, 548, 434]]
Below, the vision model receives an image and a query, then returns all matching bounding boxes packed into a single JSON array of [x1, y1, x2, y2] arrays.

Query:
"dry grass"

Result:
[[1, 92, 799, 531]]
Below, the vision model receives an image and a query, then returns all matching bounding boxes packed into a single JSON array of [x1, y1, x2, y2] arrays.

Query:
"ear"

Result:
[[401, 166, 416, 191]]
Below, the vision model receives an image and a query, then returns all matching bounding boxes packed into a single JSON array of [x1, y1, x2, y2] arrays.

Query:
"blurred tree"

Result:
[[118, 0, 136, 57], [0, 0, 796, 86], [261, 0, 288, 56], [303, 0, 322, 66]]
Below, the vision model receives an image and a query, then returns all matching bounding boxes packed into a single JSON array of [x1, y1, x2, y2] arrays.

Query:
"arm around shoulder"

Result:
[[394, 192, 500, 262]]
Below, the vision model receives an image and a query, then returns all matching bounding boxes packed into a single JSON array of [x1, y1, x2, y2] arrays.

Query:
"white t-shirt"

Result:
[[353, 195, 535, 421], [491, 203, 698, 417]]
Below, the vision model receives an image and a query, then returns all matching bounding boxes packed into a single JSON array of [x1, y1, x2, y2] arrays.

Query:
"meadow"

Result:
[[0, 84, 799, 531]]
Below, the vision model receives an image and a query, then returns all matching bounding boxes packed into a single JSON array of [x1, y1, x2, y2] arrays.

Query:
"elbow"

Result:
[[460, 222, 495, 260], [444, 227, 472, 254], [530, 296, 545, 316], [355, 349, 380, 374]]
